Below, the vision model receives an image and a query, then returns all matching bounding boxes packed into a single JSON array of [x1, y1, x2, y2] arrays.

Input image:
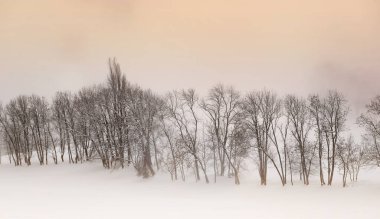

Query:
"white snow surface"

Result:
[[0, 158, 379, 219]]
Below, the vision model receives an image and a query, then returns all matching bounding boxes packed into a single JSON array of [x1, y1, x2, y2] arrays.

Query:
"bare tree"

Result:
[[166, 89, 209, 183], [358, 95, 380, 165], [309, 94, 326, 185], [52, 92, 77, 163], [349, 142, 367, 182], [322, 91, 349, 185], [267, 100, 291, 186], [337, 135, 355, 187], [0, 95, 56, 166], [158, 110, 179, 180], [128, 87, 159, 178], [0, 96, 33, 166], [201, 84, 242, 184], [284, 95, 315, 185], [242, 90, 280, 185], [52, 93, 67, 163], [29, 95, 50, 165], [106, 58, 130, 168], [228, 120, 250, 183]]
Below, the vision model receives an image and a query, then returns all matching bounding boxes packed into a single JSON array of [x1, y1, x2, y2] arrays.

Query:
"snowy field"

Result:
[[0, 159, 379, 219]]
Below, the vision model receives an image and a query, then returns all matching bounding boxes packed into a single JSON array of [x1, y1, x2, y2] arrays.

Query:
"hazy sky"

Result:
[[0, 0, 379, 122]]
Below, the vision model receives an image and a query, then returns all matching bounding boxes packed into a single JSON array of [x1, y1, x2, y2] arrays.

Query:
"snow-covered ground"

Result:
[[0, 159, 379, 219]]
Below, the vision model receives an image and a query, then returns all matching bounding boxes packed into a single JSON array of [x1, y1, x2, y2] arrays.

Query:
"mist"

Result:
[[0, 0, 379, 116]]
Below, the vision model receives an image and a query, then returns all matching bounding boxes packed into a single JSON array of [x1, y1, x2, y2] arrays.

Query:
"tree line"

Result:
[[0, 59, 378, 187]]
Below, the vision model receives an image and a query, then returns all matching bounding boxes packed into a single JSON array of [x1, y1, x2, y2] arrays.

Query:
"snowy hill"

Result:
[[0, 159, 379, 219]]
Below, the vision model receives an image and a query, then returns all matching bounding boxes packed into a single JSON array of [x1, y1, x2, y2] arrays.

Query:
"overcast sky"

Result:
[[0, 0, 379, 128]]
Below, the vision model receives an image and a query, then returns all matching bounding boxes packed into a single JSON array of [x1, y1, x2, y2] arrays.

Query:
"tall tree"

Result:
[[358, 95, 380, 166], [285, 95, 315, 185], [242, 90, 280, 185], [166, 89, 209, 183], [322, 91, 349, 185], [201, 84, 242, 184], [309, 94, 326, 185]]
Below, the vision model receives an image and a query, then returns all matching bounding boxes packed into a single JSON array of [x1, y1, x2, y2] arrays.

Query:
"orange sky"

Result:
[[0, 0, 379, 118]]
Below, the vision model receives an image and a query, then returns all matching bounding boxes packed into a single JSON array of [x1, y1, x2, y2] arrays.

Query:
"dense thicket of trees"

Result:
[[0, 59, 377, 187]]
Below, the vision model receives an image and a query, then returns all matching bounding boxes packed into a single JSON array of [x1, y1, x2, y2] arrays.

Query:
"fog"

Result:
[[0, 0, 379, 127]]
